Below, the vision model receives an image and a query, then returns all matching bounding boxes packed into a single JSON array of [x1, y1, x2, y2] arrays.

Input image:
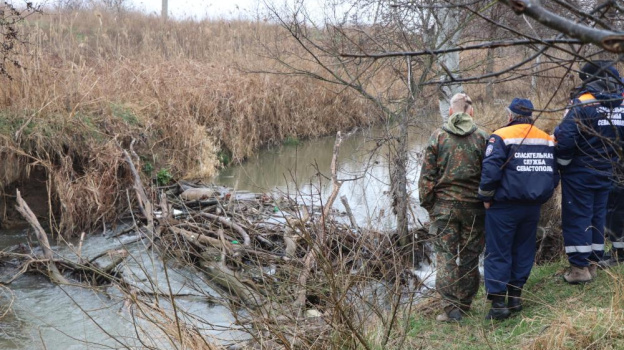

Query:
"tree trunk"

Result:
[[531, 50, 542, 94], [392, 109, 410, 258], [436, 6, 464, 123], [485, 47, 495, 98], [391, 56, 414, 263]]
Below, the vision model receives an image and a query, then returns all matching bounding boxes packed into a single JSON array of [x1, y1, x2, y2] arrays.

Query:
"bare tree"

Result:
[[0, 1, 41, 79], [432, 3, 465, 122]]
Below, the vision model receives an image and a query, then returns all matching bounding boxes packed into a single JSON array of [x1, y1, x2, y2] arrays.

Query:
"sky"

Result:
[[24, 0, 350, 22], [132, 0, 262, 20]]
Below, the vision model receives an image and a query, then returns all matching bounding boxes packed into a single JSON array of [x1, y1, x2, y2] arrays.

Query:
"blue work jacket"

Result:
[[479, 119, 558, 204], [556, 79, 624, 176]]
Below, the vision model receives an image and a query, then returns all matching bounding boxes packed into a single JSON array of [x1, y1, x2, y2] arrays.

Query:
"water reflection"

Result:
[[213, 125, 433, 229]]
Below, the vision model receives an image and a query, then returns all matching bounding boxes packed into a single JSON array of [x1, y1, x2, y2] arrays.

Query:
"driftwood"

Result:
[[14, 190, 69, 285], [120, 140, 154, 234], [198, 212, 251, 247], [170, 226, 235, 252], [199, 259, 263, 306], [5, 189, 131, 289], [340, 195, 358, 231]]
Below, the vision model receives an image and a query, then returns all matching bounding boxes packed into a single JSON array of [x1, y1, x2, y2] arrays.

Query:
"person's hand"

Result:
[[484, 202, 491, 209]]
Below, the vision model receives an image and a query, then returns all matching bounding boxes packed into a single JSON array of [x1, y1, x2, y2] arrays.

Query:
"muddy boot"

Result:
[[507, 286, 523, 313], [601, 249, 624, 267], [436, 306, 462, 322], [588, 264, 598, 279], [563, 265, 592, 284], [485, 295, 510, 321]]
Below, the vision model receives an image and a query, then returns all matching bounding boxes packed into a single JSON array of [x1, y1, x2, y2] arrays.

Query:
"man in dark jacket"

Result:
[[419, 93, 488, 322], [479, 98, 558, 320], [556, 61, 624, 282], [606, 167, 624, 265]]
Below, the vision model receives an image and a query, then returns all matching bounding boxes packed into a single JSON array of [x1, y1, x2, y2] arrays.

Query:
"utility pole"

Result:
[[161, 0, 168, 20]]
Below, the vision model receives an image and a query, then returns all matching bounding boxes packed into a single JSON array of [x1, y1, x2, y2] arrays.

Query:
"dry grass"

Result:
[[526, 268, 624, 350], [0, 8, 376, 233]]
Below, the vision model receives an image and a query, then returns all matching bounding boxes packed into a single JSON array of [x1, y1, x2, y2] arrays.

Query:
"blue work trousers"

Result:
[[561, 171, 610, 267], [484, 202, 541, 296], [607, 185, 624, 249]]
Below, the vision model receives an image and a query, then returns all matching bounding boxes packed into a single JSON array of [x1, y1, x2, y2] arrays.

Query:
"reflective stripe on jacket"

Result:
[[479, 120, 559, 204], [555, 92, 624, 175]]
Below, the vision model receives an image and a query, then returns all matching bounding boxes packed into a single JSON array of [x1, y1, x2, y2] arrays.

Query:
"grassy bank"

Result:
[[407, 261, 624, 350], [0, 8, 377, 232]]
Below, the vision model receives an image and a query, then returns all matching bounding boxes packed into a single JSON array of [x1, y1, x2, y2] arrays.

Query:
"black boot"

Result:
[[507, 286, 522, 313], [485, 295, 511, 320]]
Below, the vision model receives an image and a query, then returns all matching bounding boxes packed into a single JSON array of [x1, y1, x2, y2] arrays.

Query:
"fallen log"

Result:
[[169, 226, 235, 252], [198, 259, 263, 307], [15, 190, 69, 285]]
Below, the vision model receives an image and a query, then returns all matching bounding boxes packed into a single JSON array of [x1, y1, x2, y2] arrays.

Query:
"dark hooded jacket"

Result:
[[555, 78, 624, 176], [418, 113, 488, 211]]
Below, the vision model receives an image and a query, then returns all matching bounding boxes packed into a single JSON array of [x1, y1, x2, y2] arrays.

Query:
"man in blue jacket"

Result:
[[606, 167, 624, 265], [556, 61, 624, 283], [479, 98, 558, 320]]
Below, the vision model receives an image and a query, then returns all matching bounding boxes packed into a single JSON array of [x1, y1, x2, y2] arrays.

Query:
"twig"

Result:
[[119, 140, 154, 234], [340, 195, 358, 231], [198, 212, 250, 247], [322, 131, 344, 226]]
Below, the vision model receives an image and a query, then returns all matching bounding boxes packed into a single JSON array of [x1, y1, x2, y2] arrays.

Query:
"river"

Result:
[[0, 125, 436, 349]]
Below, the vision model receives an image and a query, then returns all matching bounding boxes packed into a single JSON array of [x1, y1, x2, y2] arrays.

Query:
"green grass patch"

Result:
[[111, 104, 141, 126], [156, 168, 173, 186], [217, 150, 232, 167], [406, 260, 624, 349]]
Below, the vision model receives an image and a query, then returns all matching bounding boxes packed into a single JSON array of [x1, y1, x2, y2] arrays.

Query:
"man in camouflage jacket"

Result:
[[418, 93, 488, 322]]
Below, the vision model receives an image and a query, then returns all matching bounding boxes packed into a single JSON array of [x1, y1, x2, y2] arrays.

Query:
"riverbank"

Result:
[[0, 8, 377, 233], [407, 261, 624, 350]]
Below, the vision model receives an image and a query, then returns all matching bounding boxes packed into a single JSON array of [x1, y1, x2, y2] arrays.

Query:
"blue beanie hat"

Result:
[[508, 98, 533, 117]]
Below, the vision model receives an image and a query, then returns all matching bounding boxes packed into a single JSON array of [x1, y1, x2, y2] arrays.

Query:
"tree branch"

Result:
[[499, 0, 624, 53], [340, 39, 580, 58]]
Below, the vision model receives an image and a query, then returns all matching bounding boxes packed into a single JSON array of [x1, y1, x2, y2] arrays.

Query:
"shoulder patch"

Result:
[[485, 144, 494, 157], [488, 137, 496, 143]]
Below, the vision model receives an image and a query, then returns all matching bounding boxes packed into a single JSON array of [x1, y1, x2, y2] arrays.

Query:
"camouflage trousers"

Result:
[[430, 202, 485, 310]]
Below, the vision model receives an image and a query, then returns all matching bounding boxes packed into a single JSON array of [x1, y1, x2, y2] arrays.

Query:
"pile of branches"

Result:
[[1, 134, 429, 349], [153, 184, 428, 348]]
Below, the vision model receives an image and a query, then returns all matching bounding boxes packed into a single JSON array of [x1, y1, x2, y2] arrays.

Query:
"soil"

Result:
[[1, 167, 53, 230]]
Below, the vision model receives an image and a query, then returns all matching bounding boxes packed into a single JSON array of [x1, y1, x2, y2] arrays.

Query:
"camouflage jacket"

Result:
[[418, 112, 488, 211]]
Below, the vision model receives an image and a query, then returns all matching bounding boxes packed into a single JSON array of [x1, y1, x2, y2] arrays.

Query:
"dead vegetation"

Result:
[[0, 137, 430, 349], [0, 8, 377, 234]]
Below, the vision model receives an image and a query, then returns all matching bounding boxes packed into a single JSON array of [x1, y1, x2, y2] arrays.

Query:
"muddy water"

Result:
[[0, 125, 436, 349], [214, 126, 432, 229]]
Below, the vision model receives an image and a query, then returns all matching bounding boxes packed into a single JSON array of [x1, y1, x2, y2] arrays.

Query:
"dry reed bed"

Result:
[[0, 9, 376, 233]]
